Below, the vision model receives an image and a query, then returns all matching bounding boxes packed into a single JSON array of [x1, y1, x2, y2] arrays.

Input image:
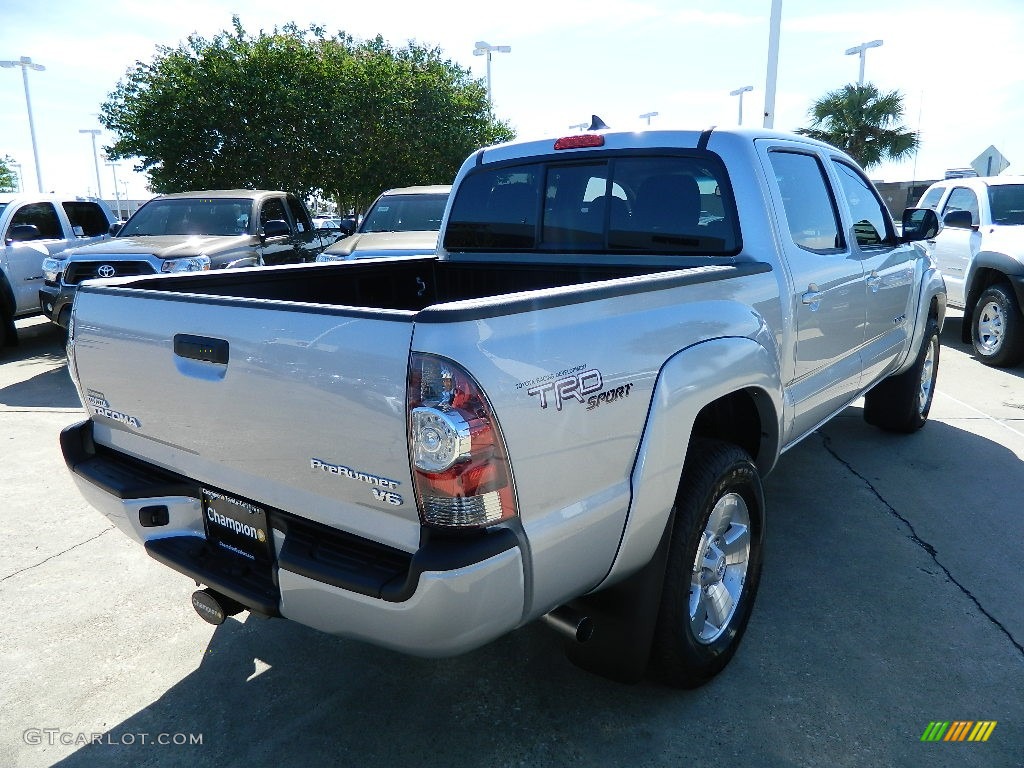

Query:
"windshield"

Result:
[[360, 193, 447, 233], [988, 185, 1024, 225], [118, 198, 252, 237]]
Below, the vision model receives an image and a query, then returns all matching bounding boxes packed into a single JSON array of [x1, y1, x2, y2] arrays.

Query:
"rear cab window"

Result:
[[443, 152, 740, 259]]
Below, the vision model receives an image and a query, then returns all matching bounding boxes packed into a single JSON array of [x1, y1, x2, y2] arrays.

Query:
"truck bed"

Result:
[[96, 256, 757, 318]]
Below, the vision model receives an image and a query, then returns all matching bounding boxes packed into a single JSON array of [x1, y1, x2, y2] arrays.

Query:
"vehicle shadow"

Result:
[[47, 414, 1023, 768], [0, 319, 79, 408]]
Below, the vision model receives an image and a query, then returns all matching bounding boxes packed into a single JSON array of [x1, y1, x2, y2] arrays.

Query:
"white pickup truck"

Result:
[[916, 175, 1024, 366], [0, 193, 115, 347], [61, 127, 944, 687]]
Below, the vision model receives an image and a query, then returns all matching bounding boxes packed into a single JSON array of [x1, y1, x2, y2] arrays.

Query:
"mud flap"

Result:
[[561, 511, 675, 684]]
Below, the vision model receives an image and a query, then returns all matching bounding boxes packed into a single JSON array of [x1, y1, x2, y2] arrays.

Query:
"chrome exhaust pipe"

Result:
[[541, 606, 594, 643]]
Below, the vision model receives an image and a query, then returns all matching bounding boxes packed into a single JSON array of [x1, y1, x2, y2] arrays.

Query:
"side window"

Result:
[[988, 184, 1024, 225], [768, 151, 843, 253], [9, 202, 62, 240], [62, 201, 109, 237], [941, 187, 980, 226], [285, 195, 311, 233], [832, 160, 895, 248], [917, 186, 945, 210], [260, 198, 290, 231]]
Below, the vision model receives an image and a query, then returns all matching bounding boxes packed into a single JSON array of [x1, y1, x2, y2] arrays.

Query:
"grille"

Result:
[[65, 260, 157, 285]]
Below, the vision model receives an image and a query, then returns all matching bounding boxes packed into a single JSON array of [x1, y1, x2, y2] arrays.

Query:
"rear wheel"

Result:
[[971, 283, 1024, 367], [864, 316, 940, 432], [652, 439, 765, 688]]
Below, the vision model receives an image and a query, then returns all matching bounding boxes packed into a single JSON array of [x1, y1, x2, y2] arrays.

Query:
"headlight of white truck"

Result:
[[161, 255, 211, 273], [42, 256, 67, 282]]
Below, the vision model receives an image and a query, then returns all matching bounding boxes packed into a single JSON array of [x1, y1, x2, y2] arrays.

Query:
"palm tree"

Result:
[[796, 83, 918, 169]]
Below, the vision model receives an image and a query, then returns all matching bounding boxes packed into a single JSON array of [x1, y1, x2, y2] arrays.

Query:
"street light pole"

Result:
[[763, 0, 782, 128], [106, 160, 122, 220], [473, 41, 511, 105], [0, 56, 46, 192], [639, 111, 659, 126], [729, 86, 754, 126], [79, 129, 103, 198], [845, 39, 883, 86]]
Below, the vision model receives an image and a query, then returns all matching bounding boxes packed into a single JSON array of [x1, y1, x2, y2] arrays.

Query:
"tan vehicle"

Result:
[[315, 185, 450, 262]]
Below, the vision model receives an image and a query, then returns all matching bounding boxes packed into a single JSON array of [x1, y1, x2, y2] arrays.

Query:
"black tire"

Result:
[[863, 316, 940, 432], [971, 283, 1024, 367], [652, 439, 765, 688]]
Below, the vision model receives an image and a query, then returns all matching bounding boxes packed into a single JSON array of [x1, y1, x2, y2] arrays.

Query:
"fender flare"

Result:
[[892, 265, 946, 375], [597, 336, 783, 589]]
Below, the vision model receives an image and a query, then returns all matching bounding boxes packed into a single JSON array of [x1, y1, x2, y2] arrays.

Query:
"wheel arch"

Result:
[[597, 336, 782, 590], [961, 253, 1024, 343]]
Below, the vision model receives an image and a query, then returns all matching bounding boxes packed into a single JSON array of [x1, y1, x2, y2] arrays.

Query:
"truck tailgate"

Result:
[[70, 288, 420, 551]]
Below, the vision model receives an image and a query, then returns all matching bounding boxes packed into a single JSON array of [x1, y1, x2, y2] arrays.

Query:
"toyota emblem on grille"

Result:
[[97, 264, 116, 278]]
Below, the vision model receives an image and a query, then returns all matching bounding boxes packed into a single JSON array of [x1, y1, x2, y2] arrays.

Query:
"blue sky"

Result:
[[2, 0, 1022, 200]]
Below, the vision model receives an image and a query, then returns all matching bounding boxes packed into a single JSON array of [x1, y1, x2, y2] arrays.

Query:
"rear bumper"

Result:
[[61, 420, 525, 656]]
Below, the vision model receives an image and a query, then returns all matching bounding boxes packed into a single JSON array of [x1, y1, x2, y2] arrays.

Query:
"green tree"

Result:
[[796, 83, 918, 169], [100, 18, 514, 211], [0, 155, 18, 192]]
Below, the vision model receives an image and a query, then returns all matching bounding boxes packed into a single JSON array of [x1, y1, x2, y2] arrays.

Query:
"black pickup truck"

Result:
[[39, 189, 340, 328]]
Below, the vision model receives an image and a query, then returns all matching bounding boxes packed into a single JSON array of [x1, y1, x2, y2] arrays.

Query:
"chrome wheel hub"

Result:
[[976, 301, 1005, 354], [689, 492, 751, 644]]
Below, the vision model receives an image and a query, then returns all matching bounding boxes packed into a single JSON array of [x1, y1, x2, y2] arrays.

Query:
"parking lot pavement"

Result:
[[2, 313, 1022, 768]]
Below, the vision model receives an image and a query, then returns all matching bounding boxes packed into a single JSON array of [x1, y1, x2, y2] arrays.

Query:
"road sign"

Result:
[[971, 146, 1010, 177]]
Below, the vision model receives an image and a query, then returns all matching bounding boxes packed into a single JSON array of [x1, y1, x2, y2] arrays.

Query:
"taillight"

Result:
[[407, 353, 516, 528]]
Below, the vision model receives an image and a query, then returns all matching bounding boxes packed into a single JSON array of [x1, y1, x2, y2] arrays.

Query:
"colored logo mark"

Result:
[[920, 721, 997, 742]]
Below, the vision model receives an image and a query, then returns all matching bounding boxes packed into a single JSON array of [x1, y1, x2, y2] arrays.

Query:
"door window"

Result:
[[941, 187, 979, 226], [832, 160, 896, 248], [260, 198, 290, 230], [286, 195, 312, 232], [62, 201, 110, 237], [8, 202, 62, 240], [768, 151, 843, 253]]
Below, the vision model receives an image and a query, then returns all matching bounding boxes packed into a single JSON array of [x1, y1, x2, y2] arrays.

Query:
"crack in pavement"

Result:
[[1, 526, 115, 583], [819, 431, 1024, 659]]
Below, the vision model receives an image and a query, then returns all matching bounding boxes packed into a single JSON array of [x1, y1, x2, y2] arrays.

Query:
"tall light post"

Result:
[[79, 129, 103, 198], [473, 41, 511, 105], [845, 39, 883, 86], [763, 0, 781, 128], [105, 158, 122, 220], [639, 111, 659, 126], [729, 86, 754, 126], [0, 56, 46, 192]]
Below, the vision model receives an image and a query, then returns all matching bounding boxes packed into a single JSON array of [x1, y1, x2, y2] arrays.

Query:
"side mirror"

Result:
[[261, 219, 290, 239], [109, 222, 123, 236], [901, 207, 939, 242], [7, 223, 42, 243], [942, 209, 975, 230]]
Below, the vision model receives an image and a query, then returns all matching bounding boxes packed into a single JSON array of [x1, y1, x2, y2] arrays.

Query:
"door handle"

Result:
[[801, 289, 822, 306], [174, 334, 229, 364], [866, 272, 882, 292]]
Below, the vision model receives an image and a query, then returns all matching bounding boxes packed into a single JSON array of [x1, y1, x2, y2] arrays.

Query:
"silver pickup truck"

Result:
[[61, 127, 944, 687]]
